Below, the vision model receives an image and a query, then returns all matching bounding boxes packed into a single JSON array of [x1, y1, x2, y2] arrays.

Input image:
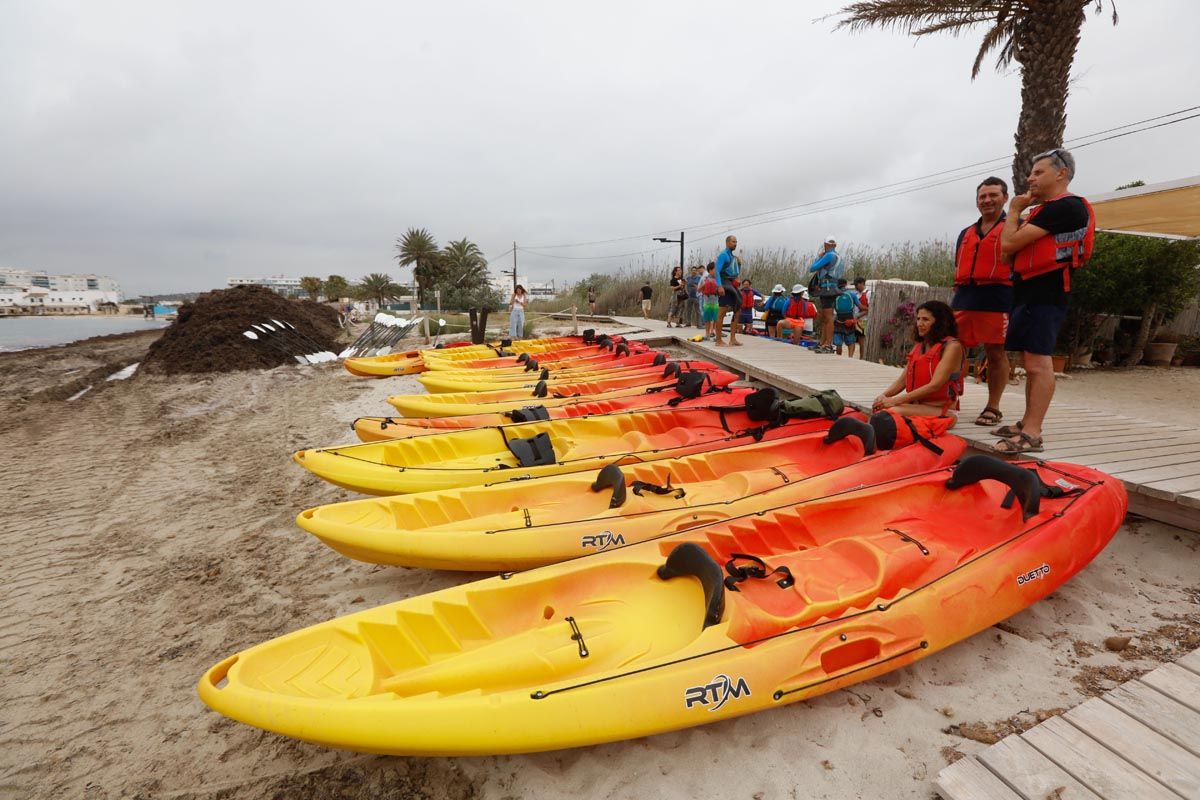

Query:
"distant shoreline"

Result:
[[0, 318, 168, 355]]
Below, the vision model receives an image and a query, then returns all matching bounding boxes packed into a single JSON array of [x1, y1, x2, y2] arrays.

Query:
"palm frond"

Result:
[[969, 11, 1015, 78], [836, 1, 1016, 34]]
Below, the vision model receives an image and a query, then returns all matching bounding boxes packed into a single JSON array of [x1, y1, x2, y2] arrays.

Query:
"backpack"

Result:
[[834, 292, 857, 323], [779, 389, 844, 420]]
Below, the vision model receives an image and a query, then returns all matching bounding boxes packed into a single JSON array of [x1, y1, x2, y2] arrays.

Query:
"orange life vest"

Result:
[[1012, 194, 1096, 291], [870, 410, 956, 453], [784, 297, 815, 321], [905, 337, 964, 412], [954, 215, 1009, 286]]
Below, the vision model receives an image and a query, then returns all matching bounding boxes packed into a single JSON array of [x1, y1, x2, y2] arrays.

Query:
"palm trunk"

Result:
[[1122, 302, 1158, 367], [1009, 2, 1087, 193]]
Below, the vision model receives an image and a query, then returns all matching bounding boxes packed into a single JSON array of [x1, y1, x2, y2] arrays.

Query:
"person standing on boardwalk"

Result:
[[852, 276, 869, 359], [666, 266, 686, 328], [509, 285, 528, 339], [952, 176, 1013, 427], [587, 286, 597, 316], [807, 236, 844, 353], [685, 265, 703, 328], [995, 148, 1095, 454], [639, 281, 653, 319], [700, 263, 721, 341], [714, 235, 742, 346]]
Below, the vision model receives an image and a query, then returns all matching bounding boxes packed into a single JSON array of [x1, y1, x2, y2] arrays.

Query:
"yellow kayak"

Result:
[[297, 423, 965, 570], [293, 399, 821, 495], [199, 456, 1126, 756], [417, 359, 713, 394], [419, 334, 623, 365], [387, 365, 737, 417], [422, 339, 648, 371], [343, 350, 426, 377]]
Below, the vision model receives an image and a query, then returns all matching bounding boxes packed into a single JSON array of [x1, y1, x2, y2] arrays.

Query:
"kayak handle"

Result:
[[517, 352, 530, 363], [657, 543, 726, 629], [945, 454, 1048, 521], [524, 358, 539, 372], [616, 342, 630, 358], [823, 417, 877, 455], [591, 463, 627, 508]]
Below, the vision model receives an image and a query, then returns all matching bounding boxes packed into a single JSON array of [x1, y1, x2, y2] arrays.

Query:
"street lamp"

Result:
[[652, 231, 685, 273]]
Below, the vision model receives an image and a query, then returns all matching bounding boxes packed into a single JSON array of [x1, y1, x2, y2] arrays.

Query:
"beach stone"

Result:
[[1104, 635, 1131, 651]]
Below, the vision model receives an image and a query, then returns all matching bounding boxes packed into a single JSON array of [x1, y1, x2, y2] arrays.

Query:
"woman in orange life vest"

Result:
[[872, 300, 965, 425]]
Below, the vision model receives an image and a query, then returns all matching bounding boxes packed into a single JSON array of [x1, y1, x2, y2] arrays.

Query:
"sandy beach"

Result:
[[2, 330, 1197, 800]]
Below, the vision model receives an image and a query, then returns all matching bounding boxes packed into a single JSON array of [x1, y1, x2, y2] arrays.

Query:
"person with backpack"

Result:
[[807, 235, 845, 353], [832, 278, 862, 357], [778, 284, 817, 345], [993, 147, 1095, 455], [700, 263, 722, 341], [714, 235, 742, 346], [761, 284, 789, 338]]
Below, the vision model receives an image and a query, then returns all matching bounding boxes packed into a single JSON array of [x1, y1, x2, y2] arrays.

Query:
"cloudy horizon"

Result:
[[2, 0, 1197, 296]]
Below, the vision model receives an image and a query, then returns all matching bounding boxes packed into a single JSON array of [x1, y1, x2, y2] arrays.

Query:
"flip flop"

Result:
[[975, 407, 1003, 426], [991, 421, 1023, 437], [993, 432, 1043, 454]]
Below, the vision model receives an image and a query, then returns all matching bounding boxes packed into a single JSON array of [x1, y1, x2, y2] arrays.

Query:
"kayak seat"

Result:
[[506, 433, 556, 468], [727, 531, 935, 642]]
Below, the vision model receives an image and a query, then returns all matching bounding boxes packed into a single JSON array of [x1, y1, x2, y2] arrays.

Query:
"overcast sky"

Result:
[[2, 1, 1198, 295]]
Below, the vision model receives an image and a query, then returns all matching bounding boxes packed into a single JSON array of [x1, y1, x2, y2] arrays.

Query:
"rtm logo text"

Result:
[[1016, 563, 1051, 586], [580, 532, 625, 551], [684, 674, 751, 712]]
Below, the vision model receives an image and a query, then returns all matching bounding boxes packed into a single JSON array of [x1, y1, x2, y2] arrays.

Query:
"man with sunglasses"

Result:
[[994, 147, 1095, 455]]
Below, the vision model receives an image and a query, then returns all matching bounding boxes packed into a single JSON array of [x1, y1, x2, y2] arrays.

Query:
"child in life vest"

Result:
[[777, 284, 817, 344], [700, 263, 721, 340]]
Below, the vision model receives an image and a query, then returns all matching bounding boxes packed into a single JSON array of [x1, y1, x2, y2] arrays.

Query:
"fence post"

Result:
[[572, 305, 578, 335], [422, 316, 430, 344]]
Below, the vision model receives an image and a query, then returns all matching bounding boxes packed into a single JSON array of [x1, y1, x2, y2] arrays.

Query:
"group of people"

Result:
[[652, 235, 870, 354], [872, 147, 1094, 454]]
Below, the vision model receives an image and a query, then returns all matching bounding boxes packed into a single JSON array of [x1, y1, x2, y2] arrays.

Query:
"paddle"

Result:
[[271, 319, 337, 361], [242, 330, 308, 364]]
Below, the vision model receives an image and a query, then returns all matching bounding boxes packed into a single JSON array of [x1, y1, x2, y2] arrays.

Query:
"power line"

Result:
[[517, 104, 1200, 254], [515, 109, 1200, 260]]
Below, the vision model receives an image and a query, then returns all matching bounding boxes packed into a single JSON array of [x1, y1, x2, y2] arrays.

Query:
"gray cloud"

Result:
[[1, 0, 1197, 294]]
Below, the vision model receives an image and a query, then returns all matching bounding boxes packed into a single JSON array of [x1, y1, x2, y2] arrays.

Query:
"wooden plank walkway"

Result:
[[935, 648, 1200, 799], [608, 316, 1200, 532]]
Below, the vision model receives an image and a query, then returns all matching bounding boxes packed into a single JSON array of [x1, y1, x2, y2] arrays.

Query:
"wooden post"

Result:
[[571, 305, 578, 335], [422, 316, 430, 344]]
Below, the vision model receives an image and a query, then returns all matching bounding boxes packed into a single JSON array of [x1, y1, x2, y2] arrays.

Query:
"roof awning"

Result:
[[1089, 176, 1200, 239]]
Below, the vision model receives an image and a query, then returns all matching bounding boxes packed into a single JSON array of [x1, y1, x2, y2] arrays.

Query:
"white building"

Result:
[[227, 275, 304, 297], [486, 275, 559, 299], [0, 269, 122, 313]]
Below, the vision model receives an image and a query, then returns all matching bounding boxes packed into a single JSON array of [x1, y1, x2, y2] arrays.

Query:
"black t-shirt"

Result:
[[1013, 195, 1089, 307], [640, 285, 653, 300]]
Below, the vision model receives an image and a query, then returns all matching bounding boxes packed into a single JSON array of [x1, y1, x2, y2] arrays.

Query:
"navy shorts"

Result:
[[819, 295, 838, 310], [739, 309, 753, 323], [718, 286, 739, 308], [1005, 303, 1067, 356]]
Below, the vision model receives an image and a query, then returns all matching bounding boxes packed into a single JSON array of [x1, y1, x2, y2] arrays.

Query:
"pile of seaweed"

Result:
[[143, 286, 343, 374]]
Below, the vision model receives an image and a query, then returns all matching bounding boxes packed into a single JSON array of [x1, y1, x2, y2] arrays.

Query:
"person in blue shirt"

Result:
[[714, 235, 742, 346], [807, 236, 845, 353]]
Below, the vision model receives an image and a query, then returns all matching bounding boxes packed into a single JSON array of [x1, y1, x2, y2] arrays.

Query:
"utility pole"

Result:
[[512, 242, 518, 293], [652, 231, 686, 273]]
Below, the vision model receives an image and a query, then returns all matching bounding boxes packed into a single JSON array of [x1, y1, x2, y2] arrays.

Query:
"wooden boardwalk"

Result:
[[935, 648, 1200, 800], [609, 316, 1200, 532]]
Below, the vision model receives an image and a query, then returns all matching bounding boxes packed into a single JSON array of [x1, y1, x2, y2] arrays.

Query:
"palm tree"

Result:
[[299, 276, 323, 301], [394, 227, 443, 306], [837, 1, 1118, 192], [322, 275, 350, 301], [356, 273, 402, 310], [441, 238, 489, 286]]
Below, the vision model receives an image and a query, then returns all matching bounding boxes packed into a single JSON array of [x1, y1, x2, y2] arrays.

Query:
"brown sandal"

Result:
[[975, 407, 1003, 426], [991, 421, 1023, 437], [993, 432, 1043, 454]]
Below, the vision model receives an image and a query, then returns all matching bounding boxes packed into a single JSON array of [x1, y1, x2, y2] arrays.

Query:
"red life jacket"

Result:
[[740, 287, 756, 309], [701, 277, 720, 297], [784, 297, 815, 320], [954, 215, 1009, 286], [905, 337, 965, 412], [1012, 194, 1096, 291], [870, 410, 956, 453]]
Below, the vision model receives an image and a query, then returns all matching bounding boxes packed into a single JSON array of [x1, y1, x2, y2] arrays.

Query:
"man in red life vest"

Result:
[[952, 177, 1012, 427], [995, 147, 1095, 454]]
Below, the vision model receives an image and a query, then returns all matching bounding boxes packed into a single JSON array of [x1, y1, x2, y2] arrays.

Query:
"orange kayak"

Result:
[[200, 456, 1126, 756], [418, 358, 718, 394], [294, 396, 845, 495], [297, 423, 966, 570], [387, 365, 737, 417], [354, 384, 755, 441], [422, 339, 652, 371]]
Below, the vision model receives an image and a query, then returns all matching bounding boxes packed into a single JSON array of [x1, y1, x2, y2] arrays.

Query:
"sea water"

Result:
[[0, 316, 169, 352]]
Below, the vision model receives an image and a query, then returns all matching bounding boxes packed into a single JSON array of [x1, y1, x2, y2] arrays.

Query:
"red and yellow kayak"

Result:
[[353, 384, 755, 441], [387, 365, 737, 417], [297, 424, 966, 570], [418, 358, 717, 394], [294, 399, 843, 495], [199, 456, 1126, 756]]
